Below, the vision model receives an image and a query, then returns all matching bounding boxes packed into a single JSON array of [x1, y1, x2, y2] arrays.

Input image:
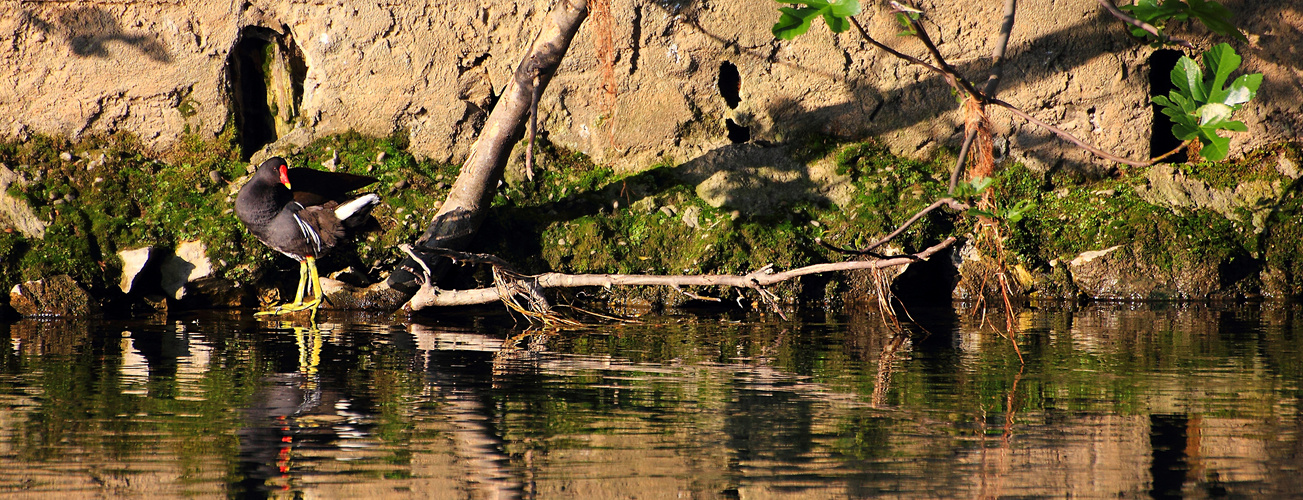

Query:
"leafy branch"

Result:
[[1118, 0, 1246, 45]]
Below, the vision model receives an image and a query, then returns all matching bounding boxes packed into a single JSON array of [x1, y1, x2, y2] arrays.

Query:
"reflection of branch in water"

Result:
[[408, 323, 525, 499], [978, 366, 1023, 500], [871, 332, 910, 408]]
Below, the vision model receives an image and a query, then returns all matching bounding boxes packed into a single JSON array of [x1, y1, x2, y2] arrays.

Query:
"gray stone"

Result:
[[9, 275, 98, 317], [681, 205, 701, 229], [1277, 151, 1300, 179], [1135, 164, 1285, 232]]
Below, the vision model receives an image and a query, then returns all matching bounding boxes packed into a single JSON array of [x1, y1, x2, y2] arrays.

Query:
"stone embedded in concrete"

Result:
[[160, 240, 214, 300], [9, 275, 98, 317], [118, 246, 157, 294], [0, 164, 47, 239]]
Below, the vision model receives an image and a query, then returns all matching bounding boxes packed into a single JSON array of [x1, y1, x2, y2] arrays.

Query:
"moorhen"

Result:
[[235, 157, 380, 316]]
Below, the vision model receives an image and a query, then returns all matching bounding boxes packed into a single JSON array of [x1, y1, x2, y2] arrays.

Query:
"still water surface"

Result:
[[0, 303, 1301, 498]]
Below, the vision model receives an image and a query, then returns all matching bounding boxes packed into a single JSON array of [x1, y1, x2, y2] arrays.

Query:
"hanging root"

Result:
[[963, 96, 995, 181]]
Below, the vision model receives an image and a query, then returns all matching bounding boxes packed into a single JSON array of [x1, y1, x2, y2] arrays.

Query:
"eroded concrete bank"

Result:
[[2, 134, 1300, 318], [3, 0, 1301, 175]]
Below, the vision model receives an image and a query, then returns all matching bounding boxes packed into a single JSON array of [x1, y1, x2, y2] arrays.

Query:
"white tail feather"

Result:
[[335, 194, 380, 221]]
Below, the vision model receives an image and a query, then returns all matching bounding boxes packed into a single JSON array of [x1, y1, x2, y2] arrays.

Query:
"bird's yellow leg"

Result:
[[292, 259, 309, 305], [302, 256, 322, 312]]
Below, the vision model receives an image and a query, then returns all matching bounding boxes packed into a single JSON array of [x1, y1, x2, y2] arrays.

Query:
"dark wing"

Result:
[[290, 202, 346, 257], [287, 168, 378, 206]]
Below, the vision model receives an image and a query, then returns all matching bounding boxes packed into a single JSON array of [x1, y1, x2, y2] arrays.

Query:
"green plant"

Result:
[[772, 0, 860, 40], [1151, 43, 1262, 161], [1119, 0, 1246, 44]]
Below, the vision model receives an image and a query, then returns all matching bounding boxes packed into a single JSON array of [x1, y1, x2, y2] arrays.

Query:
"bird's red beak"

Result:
[[278, 164, 292, 189]]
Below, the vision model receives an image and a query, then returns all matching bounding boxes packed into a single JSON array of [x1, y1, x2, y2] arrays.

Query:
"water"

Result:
[[0, 303, 1300, 499]]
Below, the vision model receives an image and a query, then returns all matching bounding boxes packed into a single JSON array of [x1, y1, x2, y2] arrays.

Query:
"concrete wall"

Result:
[[2, 0, 1299, 173]]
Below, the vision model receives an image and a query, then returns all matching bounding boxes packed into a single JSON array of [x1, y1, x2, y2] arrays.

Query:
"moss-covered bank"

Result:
[[2, 132, 1301, 317]]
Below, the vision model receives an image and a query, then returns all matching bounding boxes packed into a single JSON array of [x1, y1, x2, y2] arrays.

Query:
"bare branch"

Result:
[[950, 0, 1018, 193], [1094, 0, 1194, 49], [404, 238, 960, 311], [890, 3, 983, 99], [822, 198, 969, 255], [848, 4, 1150, 170], [847, 17, 945, 76], [989, 98, 1151, 167]]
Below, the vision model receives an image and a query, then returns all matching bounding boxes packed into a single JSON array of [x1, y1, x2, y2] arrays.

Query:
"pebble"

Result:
[[59, 152, 73, 162], [209, 170, 223, 184]]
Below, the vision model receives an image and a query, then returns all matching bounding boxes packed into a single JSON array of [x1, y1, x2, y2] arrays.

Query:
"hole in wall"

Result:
[[1148, 49, 1187, 163], [725, 119, 750, 144], [718, 61, 741, 109], [228, 26, 307, 160]]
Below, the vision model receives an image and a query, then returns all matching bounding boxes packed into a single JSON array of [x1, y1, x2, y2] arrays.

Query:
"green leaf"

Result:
[[1196, 102, 1233, 126], [1222, 73, 1262, 107], [773, 7, 820, 40], [1185, 0, 1247, 41], [824, 11, 850, 33], [1171, 55, 1206, 101], [772, 0, 861, 39], [1202, 43, 1241, 103], [1198, 130, 1232, 161], [827, 0, 861, 17]]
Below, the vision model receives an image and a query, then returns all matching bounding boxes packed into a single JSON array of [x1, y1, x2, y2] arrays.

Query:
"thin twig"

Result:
[[894, 4, 982, 99], [821, 198, 969, 255], [848, 5, 1150, 169], [950, 0, 1019, 193], [1149, 141, 1189, 164], [989, 98, 1151, 167], [1094, 0, 1194, 49], [847, 17, 944, 75]]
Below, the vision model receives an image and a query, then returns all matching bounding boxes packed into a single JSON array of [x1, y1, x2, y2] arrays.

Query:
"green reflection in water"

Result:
[[0, 303, 1298, 498]]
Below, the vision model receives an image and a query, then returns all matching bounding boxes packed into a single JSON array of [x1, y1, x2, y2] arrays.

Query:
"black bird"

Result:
[[235, 157, 380, 316]]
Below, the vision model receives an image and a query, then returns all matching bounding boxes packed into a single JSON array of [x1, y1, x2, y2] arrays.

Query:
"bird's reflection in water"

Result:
[[234, 323, 368, 498]]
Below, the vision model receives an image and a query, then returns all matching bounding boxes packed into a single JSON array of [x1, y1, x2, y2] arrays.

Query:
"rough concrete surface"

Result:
[[2, 0, 1300, 180]]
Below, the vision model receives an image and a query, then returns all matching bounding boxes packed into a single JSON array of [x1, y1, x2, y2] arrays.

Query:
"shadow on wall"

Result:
[[21, 7, 172, 62], [677, 2, 1301, 179]]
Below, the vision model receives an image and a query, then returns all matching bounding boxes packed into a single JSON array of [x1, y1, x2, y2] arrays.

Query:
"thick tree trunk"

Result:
[[386, 0, 590, 295]]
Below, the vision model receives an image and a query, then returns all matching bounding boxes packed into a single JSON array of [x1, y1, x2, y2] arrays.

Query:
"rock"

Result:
[[178, 277, 248, 308], [681, 205, 701, 229], [159, 240, 214, 300], [1067, 244, 1228, 300], [1277, 150, 1300, 179], [329, 267, 373, 287], [8, 1, 1295, 178], [9, 275, 99, 317], [0, 164, 47, 239], [320, 280, 410, 310], [118, 247, 158, 294], [1135, 164, 1284, 232]]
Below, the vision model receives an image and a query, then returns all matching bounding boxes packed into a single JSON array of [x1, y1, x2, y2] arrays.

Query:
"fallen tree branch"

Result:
[[403, 237, 959, 311], [387, 0, 590, 295]]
